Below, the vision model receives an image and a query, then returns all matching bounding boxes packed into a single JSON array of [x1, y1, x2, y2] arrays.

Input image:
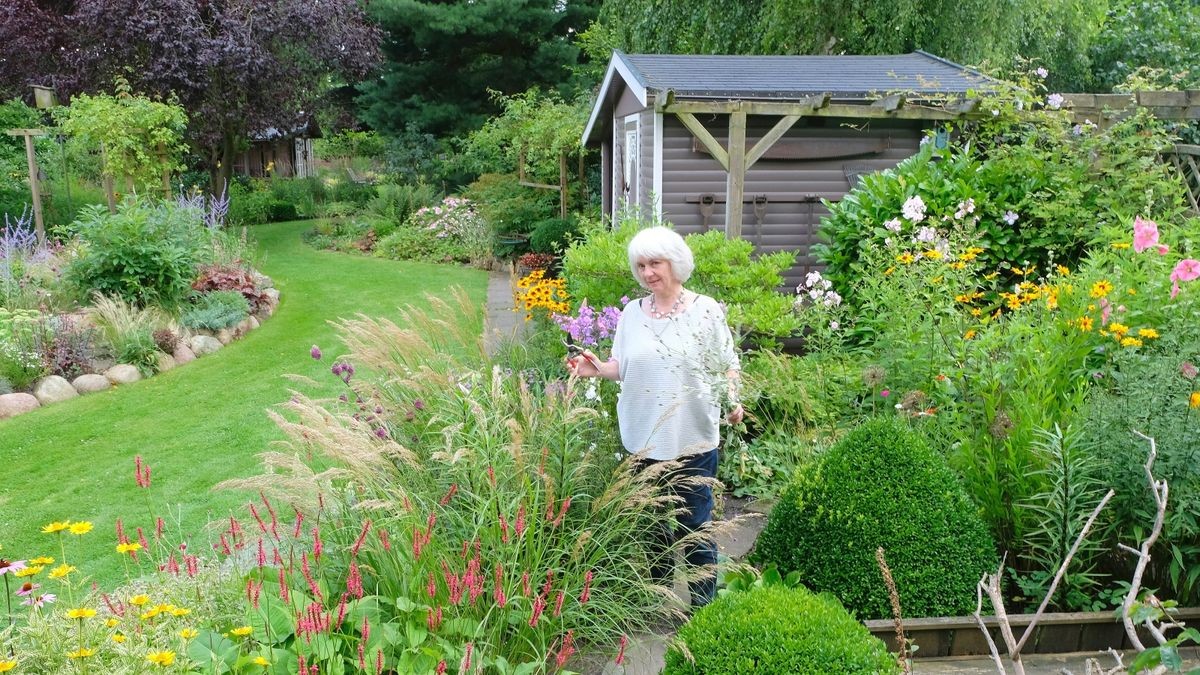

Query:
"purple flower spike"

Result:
[[310, 345, 322, 360], [413, 399, 425, 411], [375, 427, 389, 439]]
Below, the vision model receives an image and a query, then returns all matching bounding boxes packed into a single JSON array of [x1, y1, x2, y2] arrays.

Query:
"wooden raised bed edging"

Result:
[[865, 607, 1200, 657]]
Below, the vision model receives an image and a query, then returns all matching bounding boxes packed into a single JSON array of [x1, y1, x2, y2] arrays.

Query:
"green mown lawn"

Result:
[[0, 221, 487, 585]]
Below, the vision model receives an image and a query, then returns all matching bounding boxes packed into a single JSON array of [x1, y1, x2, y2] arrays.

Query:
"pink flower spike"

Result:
[[1133, 216, 1159, 253]]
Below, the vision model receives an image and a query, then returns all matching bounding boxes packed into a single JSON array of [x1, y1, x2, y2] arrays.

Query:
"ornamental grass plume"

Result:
[[218, 286, 742, 670]]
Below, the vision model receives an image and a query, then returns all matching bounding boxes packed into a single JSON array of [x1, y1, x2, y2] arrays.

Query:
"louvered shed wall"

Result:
[[659, 115, 924, 288]]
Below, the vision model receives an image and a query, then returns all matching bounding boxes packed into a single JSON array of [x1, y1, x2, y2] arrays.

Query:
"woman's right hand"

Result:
[[566, 350, 602, 378]]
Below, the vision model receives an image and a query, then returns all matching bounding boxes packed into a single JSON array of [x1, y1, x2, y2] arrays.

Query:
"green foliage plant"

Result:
[[465, 172, 559, 254], [0, 98, 43, 220], [87, 293, 169, 375], [52, 81, 188, 195], [662, 584, 899, 675], [1014, 425, 1112, 611], [65, 200, 203, 309], [180, 291, 251, 332], [750, 416, 997, 620], [528, 217, 579, 254]]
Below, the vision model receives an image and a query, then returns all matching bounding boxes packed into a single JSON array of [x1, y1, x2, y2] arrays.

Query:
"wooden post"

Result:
[[725, 107, 747, 239], [578, 152, 586, 210], [100, 141, 117, 213], [157, 141, 171, 199], [5, 128, 47, 245], [559, 151, 568, 219]]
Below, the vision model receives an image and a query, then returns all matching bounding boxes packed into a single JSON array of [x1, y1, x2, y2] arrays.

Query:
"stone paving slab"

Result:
[[484, 268, 525, 356]]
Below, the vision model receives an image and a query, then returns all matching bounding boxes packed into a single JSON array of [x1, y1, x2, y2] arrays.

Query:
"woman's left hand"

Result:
[[725, 404, 744, 425]]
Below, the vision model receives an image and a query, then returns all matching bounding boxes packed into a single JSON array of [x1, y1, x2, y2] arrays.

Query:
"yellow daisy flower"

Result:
[[1109, 322, 1129, 336], [49, 564, 77, 579], [0, 660, 15, 672], [146, 651, 176, 667], [1120, 337, 1143, 348], [1138, 328, 1159, 339], [116, 542, 142, 554], [113, 633, 127, 643], [28, 556, 54, 565], [129, 594, 151, 606], [68, 522, 93, 535], [964, 329, 977, 340], [229, 626, 253, 637], [1076, 316, 1094, 332], [253, 656, 271, 666], [180, 628, 199, 640], [67, 648, 96, 659], [42, 521, 71, 534], [1089, 280, 1113, 298], [13, 566, 43, 578], [1189, 392, 1200, 409], [896, 252, 915, 265], [66, 607, 97, 620]]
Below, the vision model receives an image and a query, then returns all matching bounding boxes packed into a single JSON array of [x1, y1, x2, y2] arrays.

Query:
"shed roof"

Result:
[[624, 51, 989, 99], [583, 50, 994, 145]]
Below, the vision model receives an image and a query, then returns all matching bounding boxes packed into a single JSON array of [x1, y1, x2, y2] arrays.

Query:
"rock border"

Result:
[[0, 282, 280, 421]]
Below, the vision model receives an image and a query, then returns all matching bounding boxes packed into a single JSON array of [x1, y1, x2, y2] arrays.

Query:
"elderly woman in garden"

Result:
[[566, 226, 743, 608]]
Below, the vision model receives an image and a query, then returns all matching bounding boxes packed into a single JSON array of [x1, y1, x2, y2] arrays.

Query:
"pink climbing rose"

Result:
[[1169, 259, 1200, 298]]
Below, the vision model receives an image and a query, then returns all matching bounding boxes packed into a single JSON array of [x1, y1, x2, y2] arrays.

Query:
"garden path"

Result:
[[484, 267, 526, 355]]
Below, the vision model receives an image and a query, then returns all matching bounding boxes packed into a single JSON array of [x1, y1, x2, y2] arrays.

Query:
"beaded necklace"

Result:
[[648, 292, 685, 319]]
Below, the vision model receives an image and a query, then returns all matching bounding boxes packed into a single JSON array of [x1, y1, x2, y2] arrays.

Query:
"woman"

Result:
[[567, 226, 742, 608]]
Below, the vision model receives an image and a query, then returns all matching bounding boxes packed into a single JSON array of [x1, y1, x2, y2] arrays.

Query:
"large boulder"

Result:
[[173, 343, 196, 365], [0, 393, 40, 419], [190, 335, 223, 356], [105, 364, 142, 385], [72, 374, 111, 395], [252, 271, 274, 289], [156, 352, 177, 372], [33, 375, 78, 405], [215, 327, 236, 345], [234, 317, 255, 338]]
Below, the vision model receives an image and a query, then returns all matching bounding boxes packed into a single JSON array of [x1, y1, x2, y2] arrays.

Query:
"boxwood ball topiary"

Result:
[[663, 584, 899, 674], [749, 416, 997, 620]]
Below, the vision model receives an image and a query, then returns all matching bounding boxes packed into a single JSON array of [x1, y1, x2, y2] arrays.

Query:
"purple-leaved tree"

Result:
[[5, 0, 381, 193]]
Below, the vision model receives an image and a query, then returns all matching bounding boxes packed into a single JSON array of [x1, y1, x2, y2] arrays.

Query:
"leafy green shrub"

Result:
[[750, 416, 997, 619], [65, 200, 202, 309], [561, 215, 802, 337], [267, 199, 298, 222], [115, 327, 161, 376], [816, 106, 1187, 310], [180, 291, 250, 331], [0, 337, 47, 391], [529, 217, 579, 253], [365, 182, 439, 231], [663, 585, 898, 675], [227, 181, 273, 226], [465, 173, 557, 244], [719, 430, 820, 501], [267, 176, 324, 217], [1080, 331, 1200, 605]]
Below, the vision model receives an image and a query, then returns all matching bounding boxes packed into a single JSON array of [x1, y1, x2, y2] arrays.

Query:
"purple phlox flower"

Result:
[[310, 345, 322, 360], [1002, 211, 1019, 226], [619, 295, 631, 306], [1035, 67, 1048, 79], [884, 218, 902, 232], [1046, 93, 1064, 110]]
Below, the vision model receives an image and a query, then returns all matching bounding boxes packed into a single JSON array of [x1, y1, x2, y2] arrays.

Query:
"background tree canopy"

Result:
[[357, 0, 601, 138], [585, 0, 1195, 93]]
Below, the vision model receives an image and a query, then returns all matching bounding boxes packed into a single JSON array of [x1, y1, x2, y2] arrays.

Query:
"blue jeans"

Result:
[[639, 448, 719, 608]]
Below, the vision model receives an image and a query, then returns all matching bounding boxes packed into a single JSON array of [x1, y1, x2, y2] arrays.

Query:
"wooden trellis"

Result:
[[1166, 144, 1200, 214]]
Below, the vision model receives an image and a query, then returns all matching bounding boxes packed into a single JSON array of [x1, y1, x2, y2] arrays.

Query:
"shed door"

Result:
[[621, 114, 639, 210]]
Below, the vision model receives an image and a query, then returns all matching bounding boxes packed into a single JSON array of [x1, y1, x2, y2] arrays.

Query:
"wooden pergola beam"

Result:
[[725, 107, 747, 239], [664, 99, 976, 121], [745, 114, 802, 170], [676, 112, 729, 171]]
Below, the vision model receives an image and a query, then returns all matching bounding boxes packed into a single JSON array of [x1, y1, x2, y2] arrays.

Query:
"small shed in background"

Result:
[[582, 51, 991, 286], [235, 118, 321, 179]]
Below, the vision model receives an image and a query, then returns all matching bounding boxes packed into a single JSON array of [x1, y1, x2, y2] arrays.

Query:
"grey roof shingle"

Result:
[[622, 51, 992, 99]]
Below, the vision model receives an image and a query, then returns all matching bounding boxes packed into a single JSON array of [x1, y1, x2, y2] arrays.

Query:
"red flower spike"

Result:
[[378, 528, 391, 551], [155, 517, 164, 541], [351, 520, 372, 557], [616, 634, 629, 666]]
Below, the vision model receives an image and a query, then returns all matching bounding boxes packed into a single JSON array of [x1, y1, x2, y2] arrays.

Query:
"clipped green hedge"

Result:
[[750, 416, 997, 620], [663, 585, 898, 674]]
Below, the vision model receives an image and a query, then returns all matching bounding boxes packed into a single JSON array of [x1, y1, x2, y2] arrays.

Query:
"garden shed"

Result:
[[582, 51, 992, 285], [234, 117, 321, 179]]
